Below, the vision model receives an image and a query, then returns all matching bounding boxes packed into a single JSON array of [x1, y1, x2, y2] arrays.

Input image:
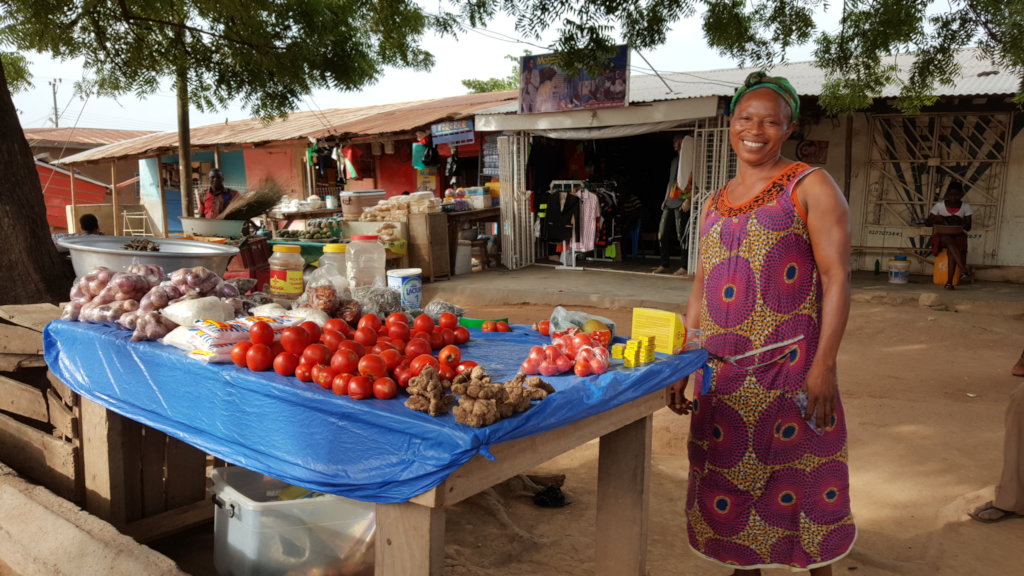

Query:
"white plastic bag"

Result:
[[160, 296, 234, 326]]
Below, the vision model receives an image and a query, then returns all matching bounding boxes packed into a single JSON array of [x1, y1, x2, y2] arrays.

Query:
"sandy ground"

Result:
[[154, 300, 1024, 575]]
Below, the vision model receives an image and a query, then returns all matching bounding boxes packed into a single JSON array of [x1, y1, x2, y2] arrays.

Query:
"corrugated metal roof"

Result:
[[24, 127, 155, 147], [59, 90, 518, 165], [479, 48, 1020, 114]]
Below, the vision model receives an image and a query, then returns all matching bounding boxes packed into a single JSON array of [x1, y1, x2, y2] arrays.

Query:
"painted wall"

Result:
[[244, 146, 304, 199], [996, 130, 1024, 267], [374, 143, 418, 196]]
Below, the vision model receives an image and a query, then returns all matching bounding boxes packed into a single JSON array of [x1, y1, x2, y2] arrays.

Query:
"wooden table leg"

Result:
[[375, 501, 446, 576], [595, 414, 652, 576]]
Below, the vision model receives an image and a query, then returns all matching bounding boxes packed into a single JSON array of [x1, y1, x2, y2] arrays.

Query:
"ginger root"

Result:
[[404, 365, 455, 417], [451, 367, 554, 427]]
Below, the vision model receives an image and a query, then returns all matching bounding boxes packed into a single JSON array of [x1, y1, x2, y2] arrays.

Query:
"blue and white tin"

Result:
[[386, 268, 423, 309]]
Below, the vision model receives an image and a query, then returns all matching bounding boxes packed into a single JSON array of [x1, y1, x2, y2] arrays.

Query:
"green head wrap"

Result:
[[728, 71, 800, 121]]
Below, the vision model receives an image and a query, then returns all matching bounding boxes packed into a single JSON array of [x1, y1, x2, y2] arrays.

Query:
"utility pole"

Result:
[[49, 78, 61, 127]]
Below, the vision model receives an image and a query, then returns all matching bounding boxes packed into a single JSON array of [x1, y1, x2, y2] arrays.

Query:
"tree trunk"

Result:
[[175, 31, 193, 219], [0, 60, 74, 305]]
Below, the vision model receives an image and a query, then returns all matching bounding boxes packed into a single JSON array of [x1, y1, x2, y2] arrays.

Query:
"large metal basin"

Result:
[[179, 217, 246, 238], [58, 236, 240, 277]]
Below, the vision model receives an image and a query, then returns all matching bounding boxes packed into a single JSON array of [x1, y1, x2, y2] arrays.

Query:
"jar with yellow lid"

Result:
[[269, 244, 305, 300], [318, 243, 347, 275]]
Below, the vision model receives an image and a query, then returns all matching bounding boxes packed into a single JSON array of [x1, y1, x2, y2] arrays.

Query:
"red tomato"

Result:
[[496, 321, 511, 332], [295, 363, 313, 382], [385, 312, 409, 328], [554, 354, 572, 374], [387, 322, 411, 343], [455, 360, 478, 374], [331, 372, 352, 395], [371, 341, 397, 356], [481, 320, 497, 332], [357, 313, 382, 333], [280, 326, 311, 355], [357, 354, 388, 379], [270, 341, 285, 357], [330, 348, 360, 374], [372, 377, 399, 400], [437, 312, 458, 330], [439, 327, 456, 347], [534, 320, 551, 336], [321, 329, 346, 353], [453, 326, 471, 345], [347, 375, 374, 400], [301, 343, 331, 367], [246, 343, 274, 371], [409, 353, 439, 376], [412, 314, 435, 334], [336, 339, 364, 357], [405, 338, 432, 358], [393, 365, 412, 388], [353, 326, 378, 347], [574, 359, 592, 377], [437, 363, 455, 381], [299, 321, 322, 343], [379, 348, 403, 371], [273, 352, 300, 377], [438, 344, 461, 366], [249, 321, 275, 346], [312, 365, 337, 389], [231, 341, 252, 367], [427, 331, 444, 351], [323, 318, 349, 336], [520, 358, 539, 375]]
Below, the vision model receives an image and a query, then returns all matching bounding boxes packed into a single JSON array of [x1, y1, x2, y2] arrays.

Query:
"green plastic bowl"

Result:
[[459, 317, 509, 329]]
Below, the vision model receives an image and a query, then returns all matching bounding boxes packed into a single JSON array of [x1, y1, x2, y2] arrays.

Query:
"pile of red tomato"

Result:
[[230, 312, 476, 401], [519, 329, 611, 377], [480, 320, 511, 332]]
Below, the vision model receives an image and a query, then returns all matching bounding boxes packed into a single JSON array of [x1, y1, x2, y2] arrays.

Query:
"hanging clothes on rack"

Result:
[[538, 189, 581, 244], [573, 187, 601, 253]]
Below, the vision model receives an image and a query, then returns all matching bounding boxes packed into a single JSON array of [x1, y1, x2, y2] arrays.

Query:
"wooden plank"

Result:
[[120, 418, 145, 523], [0, 373, 48, 423], [0, 354, 44, 372], [0, 324, 44, 355], [46, 388, 77, 439], [46, 370, 78, 408], [123, 498, 214, 544], [410, 390, 665, 508], [80, 398, 128, 525], [375, 502, 446, 576], [596, 414, 651, 576], [164, 435, 207, 509], [0, 303, 62, 333], [141, 427, 168, 517], [0, 411, 79, 501]]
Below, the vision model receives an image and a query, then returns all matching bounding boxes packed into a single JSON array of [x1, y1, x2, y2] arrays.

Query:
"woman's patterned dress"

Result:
[[686, 162, 855, 570]]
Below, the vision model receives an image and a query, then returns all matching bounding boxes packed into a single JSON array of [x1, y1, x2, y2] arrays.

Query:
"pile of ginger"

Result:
[[404, 364, 555, 427]]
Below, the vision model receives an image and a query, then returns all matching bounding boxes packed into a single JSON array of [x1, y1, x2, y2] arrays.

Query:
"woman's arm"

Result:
[[799, 170, 851, 431]]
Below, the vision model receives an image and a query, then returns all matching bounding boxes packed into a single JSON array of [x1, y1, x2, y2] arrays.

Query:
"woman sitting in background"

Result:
[[926, 182, 972, 289]]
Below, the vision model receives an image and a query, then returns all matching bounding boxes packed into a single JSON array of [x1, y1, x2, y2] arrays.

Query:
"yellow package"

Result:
[[631, 308, 685, 354]]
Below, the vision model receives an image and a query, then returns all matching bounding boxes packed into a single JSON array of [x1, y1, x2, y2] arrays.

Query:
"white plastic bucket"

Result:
[[888, 258, 910, 284], [387, 268, 423, 308]]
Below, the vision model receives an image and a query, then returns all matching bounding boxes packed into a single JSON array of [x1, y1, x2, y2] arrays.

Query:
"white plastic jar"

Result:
[[268, 244, 305, 300], [346, 235, 386, 290], [319, 242, 347, 274]]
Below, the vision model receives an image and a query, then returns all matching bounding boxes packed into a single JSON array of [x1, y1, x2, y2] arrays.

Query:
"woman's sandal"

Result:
[[945, 282, 955, 290], [969, 501, 1021, 523]]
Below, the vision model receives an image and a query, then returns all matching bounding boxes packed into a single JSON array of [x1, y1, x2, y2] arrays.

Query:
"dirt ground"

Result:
[[154, 300, 1024, 575]]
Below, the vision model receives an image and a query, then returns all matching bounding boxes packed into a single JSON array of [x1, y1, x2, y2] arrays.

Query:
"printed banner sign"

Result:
[[519, 45, 630, 114]]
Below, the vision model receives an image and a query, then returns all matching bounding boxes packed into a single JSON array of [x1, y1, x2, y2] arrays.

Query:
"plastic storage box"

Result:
[[211, 466, 376, 576]]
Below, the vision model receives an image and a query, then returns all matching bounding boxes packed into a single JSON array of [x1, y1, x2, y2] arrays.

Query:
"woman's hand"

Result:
[[803, 362, 837, 431], [665, 377, 693, 415]]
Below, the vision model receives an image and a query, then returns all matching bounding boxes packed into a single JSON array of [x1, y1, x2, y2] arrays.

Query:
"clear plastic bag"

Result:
[[548, 305, 616, 335]]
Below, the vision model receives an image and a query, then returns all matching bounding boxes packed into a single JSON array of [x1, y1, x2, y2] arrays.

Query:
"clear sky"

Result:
[[11, 7, 838, 133]]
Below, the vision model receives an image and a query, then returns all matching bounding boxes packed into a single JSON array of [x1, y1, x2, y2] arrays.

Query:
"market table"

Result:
[[445, 207, 501, 273], [265, 207, 345, 231], [44, 320, 706, 576]]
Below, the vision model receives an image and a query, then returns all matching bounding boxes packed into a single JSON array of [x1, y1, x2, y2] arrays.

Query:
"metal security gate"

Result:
[[498, 132, 534, 270], [687, 118, 735, 273], [862, 112, 1011, 264]]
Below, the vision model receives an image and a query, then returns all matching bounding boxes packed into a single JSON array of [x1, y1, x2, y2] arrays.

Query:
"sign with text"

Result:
[[519, 45, 630, 114], [431, 119, 475, 146]]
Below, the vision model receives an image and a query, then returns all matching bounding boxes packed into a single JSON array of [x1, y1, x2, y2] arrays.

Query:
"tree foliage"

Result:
[[461, 54, 521, 93], [0, 52, 30, 93]]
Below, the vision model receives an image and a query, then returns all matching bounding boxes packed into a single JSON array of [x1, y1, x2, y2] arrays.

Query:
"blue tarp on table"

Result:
[[44, 320, 706, 503]]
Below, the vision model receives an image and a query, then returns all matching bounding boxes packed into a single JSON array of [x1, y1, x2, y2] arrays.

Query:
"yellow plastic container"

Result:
[[631, 307, 685, 355], [933, 249, 961, 286]]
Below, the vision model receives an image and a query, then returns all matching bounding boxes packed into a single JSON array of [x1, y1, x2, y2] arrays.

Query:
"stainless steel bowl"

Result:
[[58, 236, 240, 277], [179, 217, 246, 238]]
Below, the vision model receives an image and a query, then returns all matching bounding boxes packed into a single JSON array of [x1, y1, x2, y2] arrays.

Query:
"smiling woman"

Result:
[[665, 71, 854, 576]]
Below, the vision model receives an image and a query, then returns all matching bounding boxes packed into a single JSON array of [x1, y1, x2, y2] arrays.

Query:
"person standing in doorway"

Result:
[[201, 168, 241, 218], [653, 134, 694, 275]]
